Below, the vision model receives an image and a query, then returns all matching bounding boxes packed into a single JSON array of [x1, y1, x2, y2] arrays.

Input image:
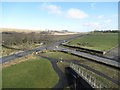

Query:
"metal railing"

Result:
[[70, 63, 109, 89]]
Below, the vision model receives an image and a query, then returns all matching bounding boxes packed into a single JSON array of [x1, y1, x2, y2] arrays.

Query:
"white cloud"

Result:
[[41, 3, 62, 15], [66, 8, 88, 19], [98, 15, 104, 19], [41, 3, 88, 20], [83, 22, 102, 29], [104, 19, 112, 23]]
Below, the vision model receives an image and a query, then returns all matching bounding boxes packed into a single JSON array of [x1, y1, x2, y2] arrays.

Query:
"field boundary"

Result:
[[103, 45, 118, 55], [61, 44, 104, 54]]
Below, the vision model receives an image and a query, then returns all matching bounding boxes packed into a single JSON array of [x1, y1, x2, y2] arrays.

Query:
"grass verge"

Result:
[[71, 64, 119, 88], [40, 51, 120, 83], [40, 51, 86, 61], [2, 56, 59, 88], [68, 33, 118, 51]]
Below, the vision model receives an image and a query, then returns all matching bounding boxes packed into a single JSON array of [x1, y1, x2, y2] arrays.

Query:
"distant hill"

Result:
[[0, 28, 42, 33], [0, 28, 79, 35]]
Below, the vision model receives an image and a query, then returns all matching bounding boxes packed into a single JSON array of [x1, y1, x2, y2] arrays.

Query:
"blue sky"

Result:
[[1, 2, 118, 32]]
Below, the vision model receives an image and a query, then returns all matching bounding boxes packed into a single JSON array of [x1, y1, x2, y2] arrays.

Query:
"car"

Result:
[[60, 60, 63, 62], [55, 46, 58, 48], [15, 53, 23, 57], [63, 40, 66, 42]]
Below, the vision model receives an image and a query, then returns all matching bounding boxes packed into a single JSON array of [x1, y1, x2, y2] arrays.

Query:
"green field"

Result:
[[71, 64, 119, 88], [1, 32, 80, 57], [2, 57, 59, 88], [68, 33, 118, 51], [41, 51, 119, 81], [79, 60, 120, 81], [40, 51, 85, 61]]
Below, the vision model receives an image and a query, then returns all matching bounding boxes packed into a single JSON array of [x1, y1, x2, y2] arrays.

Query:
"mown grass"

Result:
[[40, 51, 85, 61], [40, 51, 119, 83], [68, 33, 118, 51], [72, 64, 119, 88], [2, 57, 59, 88], [50, 34, 79, 41], [79, 60, 120, 81], [57, 60, 119, 88]]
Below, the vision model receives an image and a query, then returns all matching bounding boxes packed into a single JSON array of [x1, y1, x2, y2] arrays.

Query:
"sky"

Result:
[[1, 2, 118, 32]]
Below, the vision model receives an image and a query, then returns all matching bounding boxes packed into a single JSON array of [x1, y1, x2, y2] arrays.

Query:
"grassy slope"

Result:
[[41, 51, 119, 82], [1, 32, 80, 57], [2, 57, 59, 88], [40, 51, 85, 61], [57, 62, 70, 73], [1, 47, 19, 57], [80, 60, 120, 81], [68, 33, 118, 51]]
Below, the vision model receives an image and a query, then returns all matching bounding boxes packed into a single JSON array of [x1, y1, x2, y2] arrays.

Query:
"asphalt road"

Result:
[[0, 34, 84, 64], [1, 34, 120, 87], [38, 56, 93, 89], [37, 56, 119, 89], [49, 46, 120, 69], [104, 47, 119, 62], [1, 46, 46, 63], [1, 34, 119, 69], [39, 56, 68, 89]]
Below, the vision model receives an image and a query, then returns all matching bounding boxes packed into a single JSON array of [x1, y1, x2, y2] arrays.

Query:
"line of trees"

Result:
[[93, 30, 119, 33], [2, 31, 52, 46]]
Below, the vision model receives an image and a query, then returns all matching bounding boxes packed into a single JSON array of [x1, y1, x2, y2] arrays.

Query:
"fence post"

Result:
[[78, 68, 81, 74], [70, 63, 108, 89], [81, 70, 83, 77], [88, 75, 91, 83], [93, 78, 96, 88], [84, 72, 87, 80]]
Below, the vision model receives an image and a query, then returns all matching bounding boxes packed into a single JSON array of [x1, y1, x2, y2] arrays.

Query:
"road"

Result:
[[39, 56, 68, 89], [38, 56, 94, 89], [64, 60, 120, 85], [1, 34, 119, 89], [48, 46, 120, 69], [2, 33, 119, 68], [37, 56, 119, 89], [104, 47, 119, 62], [1, 46, 46, 63], [0, 34, 84, 64]]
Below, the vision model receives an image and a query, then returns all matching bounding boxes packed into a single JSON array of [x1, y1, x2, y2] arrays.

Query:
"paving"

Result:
[[0, 35, 83, 64], [49, 46, 120, 69], [104, 47, 119, 62], [1, 34, 119, 89]]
